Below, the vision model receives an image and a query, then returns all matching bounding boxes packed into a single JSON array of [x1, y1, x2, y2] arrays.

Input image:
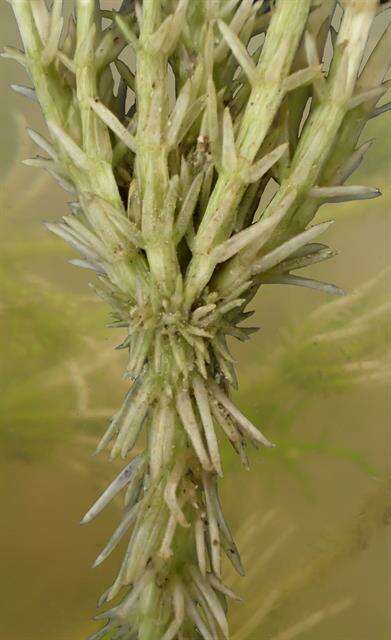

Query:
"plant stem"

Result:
[[138, 580, 165, 640], [184, 0, 312, 308], [136, 0, 179, 296], [7, 1, 389, 638], [215, 0, 378, 295]]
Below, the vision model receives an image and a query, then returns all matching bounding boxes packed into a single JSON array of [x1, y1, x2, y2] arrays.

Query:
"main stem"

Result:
[[8, 1, 385, 638], [138, 582, 165, 640], [136, 0, 179, 297]]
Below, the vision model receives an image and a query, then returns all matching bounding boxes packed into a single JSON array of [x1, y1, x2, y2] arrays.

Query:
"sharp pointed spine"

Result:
[[189, 566, 229, 639], [210, 189, 297, 265], [195, 516, 208, 577], [258, 274, 345, 296], [167, 79, 192, 148], [284, 64, 323, 93], [174, 172, 203, 244], [348, 84, 388, 110], [47, 121, 89, 169], [176, 390, 213, 472], [243, 143, 289, 184], [202, 473, 221, 579], [185, 590, 214, 640], [93, 503, 139, 567], [26, 127, 57, 160], [1, 46, 26, 66], [89, 98, 136, 152], [207, 78, 221, 167], [309, 185, 381, 202], [192, 375, 223, 477], [210, 381, 274, 447], [217, 19, 258, 86], [81, 456, 143, 524], [371, 101, 391, 119], [222, 108, 237, 172], [11, 84, 37, 102], [252, 220, 334, 275], [208, 574, 242, 601]]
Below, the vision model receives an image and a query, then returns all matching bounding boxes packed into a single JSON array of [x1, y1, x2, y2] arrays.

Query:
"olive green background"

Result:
[[0, 3, 390, 639]]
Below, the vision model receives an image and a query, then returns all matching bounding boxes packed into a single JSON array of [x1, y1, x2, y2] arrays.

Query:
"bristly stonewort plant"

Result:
[[5, 0, 391, 638]]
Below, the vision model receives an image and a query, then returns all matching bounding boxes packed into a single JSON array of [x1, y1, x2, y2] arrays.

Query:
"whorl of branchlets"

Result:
[[7, 0, 390, 638]]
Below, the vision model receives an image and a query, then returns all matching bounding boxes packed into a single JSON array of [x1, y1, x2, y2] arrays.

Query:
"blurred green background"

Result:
[[0, 4, 390, 640]]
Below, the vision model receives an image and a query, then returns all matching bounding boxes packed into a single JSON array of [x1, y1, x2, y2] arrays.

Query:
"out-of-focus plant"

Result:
[[0, 117, 123, 460], [4, 1, 391, 639], [238, 269, 390, 487], [229, 476, 391, 639]]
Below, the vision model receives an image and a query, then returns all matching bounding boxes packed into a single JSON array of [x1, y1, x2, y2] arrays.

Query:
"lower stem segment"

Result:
[[138, 580, 166, 640]]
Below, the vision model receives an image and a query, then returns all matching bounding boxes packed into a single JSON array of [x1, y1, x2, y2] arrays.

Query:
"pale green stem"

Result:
[[74, 0, 150, 298], [136, 1, 180, 296], [138, 574, 167, 640], [11, 1, 70, 128], [12, 0, 149, 301], [183, 0, 312, 308], [214, 0, 378, 295]]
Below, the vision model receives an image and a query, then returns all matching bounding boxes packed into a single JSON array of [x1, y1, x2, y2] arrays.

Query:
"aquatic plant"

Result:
[[228, 475, 391, 639], [5, 1, 390, 638]]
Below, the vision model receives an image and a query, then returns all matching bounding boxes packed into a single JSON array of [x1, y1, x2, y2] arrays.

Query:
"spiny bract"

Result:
[[6, 0, 390, 639]]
